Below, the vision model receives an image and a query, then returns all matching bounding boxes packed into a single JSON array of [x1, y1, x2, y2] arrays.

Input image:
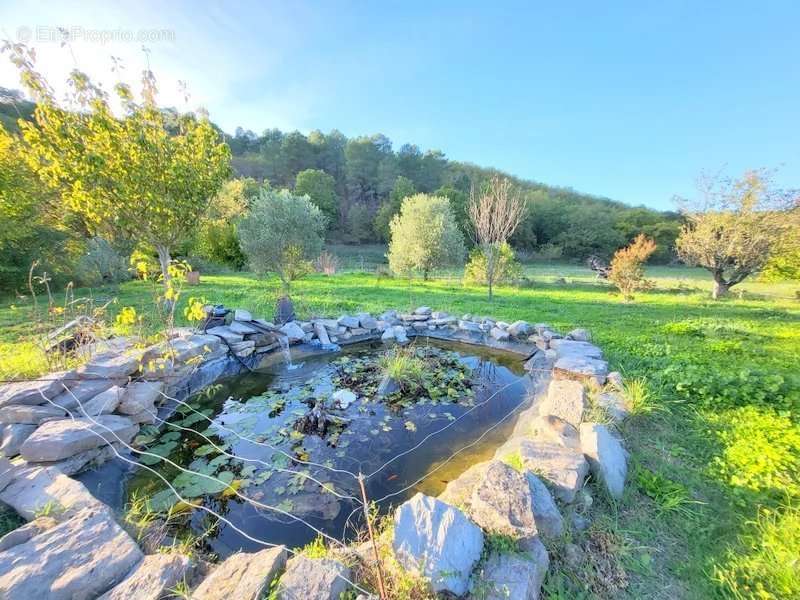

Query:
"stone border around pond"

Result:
[[0, 307, 630, 599]]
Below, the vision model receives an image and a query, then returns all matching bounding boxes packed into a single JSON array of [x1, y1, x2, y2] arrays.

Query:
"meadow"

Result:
[[1, 260, 798, 599]]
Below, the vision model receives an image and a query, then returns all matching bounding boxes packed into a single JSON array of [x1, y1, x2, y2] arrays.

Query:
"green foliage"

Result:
[[75, 237, 130, 285], [633, 464, 701, 518], [343, 203, 374, 243], [608, 234, 657, 301], [380, 348, 425, 388], [388, 194, 465, 279], [299, 535, 331, 559], [463, 241, 522, 286], [238, 188, 326, 291], [502, 451, 524, 473], [295, 168, 339, 226], [373, 176, 416, 241]]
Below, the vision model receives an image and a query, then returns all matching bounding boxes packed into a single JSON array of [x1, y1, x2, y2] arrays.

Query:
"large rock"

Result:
[[549, 339, 603, 359], [77, 352, 142, 379], [440, 461, 536, 541], [0, 507, 142, 599], [205, 326, 245, 344], [50, 379, 117, 411], [0, 458, 14, 492], [75, 386, 123, 417], [99, 553, 194, 600], [0, 466, 107, 520], [162, 334, 223, 363], [525, 473, 564, 537], [279, 321, 305, 342], [0, 377, 63, 408], [0, 516, 57, 552], [496, 439, 589, 503], [490, 327, 511, 341], [553, 356, 608, 387], [277, 555, 350, 600], [508, 320, 532, 338], [314, 321, 332, 345], [0, 424, 37, 458], [459, 320, 483, 333], [228, 320, 259, 335], [528, 414, 581, 450], [596, 391, 630, 422], [579, 423, 628, 500], [338, 315, 360, 329], [566, 328, 591, 342], [118, 382, 163, 415], [358, 315, 378, 330], [469, 536, 549, 600], [24, 444, 118, 477], [20, 415, 138, 462], [537, 380, 586, 428], [192, 546, 286, 600], [0, 404, 66, 425], [393, 493, 483, 596]]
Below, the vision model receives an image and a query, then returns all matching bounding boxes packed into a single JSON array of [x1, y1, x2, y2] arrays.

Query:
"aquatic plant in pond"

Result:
[[123, 340, 530, 556]]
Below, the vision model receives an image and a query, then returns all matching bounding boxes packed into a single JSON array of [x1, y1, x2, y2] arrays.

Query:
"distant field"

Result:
[[1, 262, 798, 599]]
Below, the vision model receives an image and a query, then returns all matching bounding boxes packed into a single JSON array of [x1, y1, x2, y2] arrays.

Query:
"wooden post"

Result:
[[358, 473, 388, 600]]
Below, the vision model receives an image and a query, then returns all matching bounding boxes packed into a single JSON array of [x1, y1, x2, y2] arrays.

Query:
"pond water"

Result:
[[123, 339, 534, 557]]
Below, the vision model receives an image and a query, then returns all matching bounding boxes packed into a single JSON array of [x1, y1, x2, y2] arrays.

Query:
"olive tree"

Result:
[[238, 188, 326, 293], [675, 170, 798, 298], [468, 176, 526, 299], [387, 193, 465, 279], [4, 43, 231, 290]]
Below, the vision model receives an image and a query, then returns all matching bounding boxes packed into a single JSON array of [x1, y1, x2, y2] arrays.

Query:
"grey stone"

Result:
[[25, 444, 118, 477], [193, 546, 286, 600], [0, 404, 66, 425], [0, 458, 14, 492], [431, 311, 449, 319], [0, 507, 142, 599], [99, 553, 194, 600], [338, 315, 361, 329], [553, 356, 609, 387], [359, 315, 378, 330], [349, 327, 370, 336], [118, 381, 163, 415], [314, 321, 332, 346], [279, 321, 305, 342], [495, 439, 589, 503], [414, 306, 432, 315], [277, 555, 350, 600], [525, 473, 564, 537], [0, 377, 64, 408], [228, 320, 259, 335], [393, 493, 483, 596], [431, 316, 457, 326], [597, 391, 630, 422], [376, 376, 400, 398], [440, 461, 537, 540], [169, 335, 223, 362], [20, 415, 138, 462], [579, 423, 628, 499], [528, 414, 581, 450], [0, 516, 58, 552], [75, 386, 123, 417], [0, 424, 36, 458], [607, 371, 624, 390], [77, 352, 142, 379], [400, 313, 429, 322], [567, 328, 591, 342], [380, 328, 396, 342], [229, 340, 256, 353], [206, 326, 245, 344], [459, 320, 483, 333], [508, 320, 532, 338], [234, 308, 253, 321], [0, 466, 107, 521], [469, 536, 549, 600], [490, 327, 511, 341], [538, 379, 586, 428], [549, 339, 603, 359], [393, 325, 409, 344], [50, 379, 117, 411]]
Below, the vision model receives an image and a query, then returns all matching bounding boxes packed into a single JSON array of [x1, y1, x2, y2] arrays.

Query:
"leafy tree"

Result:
[[760, 210, 800, 281], [373, 176, 416, 241], [238, 189, 326, 293], [388, 194, 465, 279], [464, 241, 522, 286], [295, 169, 339, 226], [344, 202, 374, 243], [609, 233, 657, 301], [434, 185, 469, 235], [5, 43, 231, 291], [675, 170, 797, 298], [280, 131, 315, 184]]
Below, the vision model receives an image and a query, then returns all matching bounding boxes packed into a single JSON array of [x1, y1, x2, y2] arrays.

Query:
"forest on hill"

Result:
[[225, 126, 682, 262]]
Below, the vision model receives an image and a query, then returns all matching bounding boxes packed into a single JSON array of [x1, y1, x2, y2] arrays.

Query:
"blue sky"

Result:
[[1, 1, 797, 210]]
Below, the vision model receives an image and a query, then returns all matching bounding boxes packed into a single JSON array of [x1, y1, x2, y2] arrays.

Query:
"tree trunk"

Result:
[[155, 245, 172, 285], [711, 271, 730, 299]]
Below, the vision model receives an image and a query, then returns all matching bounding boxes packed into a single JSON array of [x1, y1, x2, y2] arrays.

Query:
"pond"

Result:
[[114, 339, 534, 557]]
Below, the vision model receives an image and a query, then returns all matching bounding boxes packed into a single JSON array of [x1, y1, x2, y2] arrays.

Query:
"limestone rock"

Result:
[[77, 352, 141, 379], [607, 371, 624, 390], [393, 493, 483, 596], [566, 328, 591, 342], [549, 339, 602, 359], [0, 507, 142, 599], [0, 516, 58, 552], [596, 391, 630, 422], [193, 546, 286, 600], [228, 321, 260, 335], [414, 306, 432, 316], [579, 423, 628, 499], [459, 320, 483, 333], [20, 415, 138, 462], [526, 473, 564, 537], [393, 326, 409, 344], [314, 321, 332, 345], [469, 536, 549, 600], [359, 315, 378, 330], [118, 381, 163, 415], [0, 377, 63, 408], [279, 321, 305, 342], [75, 386, 123, 417], [508, 320, 532, 338], [0, 466, 107, 520], [440, 461, 536, 540], [528, 414, 581, 450], [277, 555, 350, 600], [205, 326, 245, 344], [553, 356, 608, 387], [496, 439, 588, 503], [0, 404, 66, 425], [234, 308, 253, 321], [0, 424, 36, 458], [538, 380, 586, 428], [25, 444, 118, 477], [50, 379, 117, 411], [99, 553, 193, 600], [0, 458, 15, 492], [338, 315, 360, 329], [490, 327, 511, 341]]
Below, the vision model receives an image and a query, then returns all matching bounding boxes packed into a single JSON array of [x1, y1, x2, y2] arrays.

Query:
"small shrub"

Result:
[[76, 237, 129, 285], [608, 234, 657, 301], [299, 534, 330, 559], [314, 250, 339, 275], [380, 348, 425, 390], [463, 241, 522, 287]]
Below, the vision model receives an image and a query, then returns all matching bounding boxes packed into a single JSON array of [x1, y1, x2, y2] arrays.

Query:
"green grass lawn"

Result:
[[1, 263, 798, 599]]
